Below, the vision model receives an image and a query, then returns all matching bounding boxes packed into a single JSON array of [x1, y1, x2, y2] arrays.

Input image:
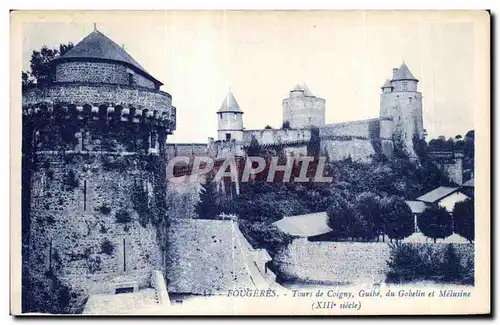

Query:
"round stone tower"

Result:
[[282, 83, 325, 129], [379, 63, 424, 158], [22, 29, 176, 311]]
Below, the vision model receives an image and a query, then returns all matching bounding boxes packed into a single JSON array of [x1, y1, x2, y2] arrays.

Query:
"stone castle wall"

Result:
[[274, 240, 474, 285], [55, 61, 156, 90], [319, 118, 380, 139], [28, 152, 166, 295], [243, 128, 312, 145], [166, 143, 210, 158], [321, 138, 376, 163], [166, 219, 257, 295]]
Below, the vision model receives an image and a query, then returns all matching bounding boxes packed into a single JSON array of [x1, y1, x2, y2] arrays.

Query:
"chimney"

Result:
[[392, 68, 398, 79]]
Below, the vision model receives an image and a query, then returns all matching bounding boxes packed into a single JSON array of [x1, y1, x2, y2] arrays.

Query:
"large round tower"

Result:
[[282, 83, 325, 129], [22, 29, 176, 312]]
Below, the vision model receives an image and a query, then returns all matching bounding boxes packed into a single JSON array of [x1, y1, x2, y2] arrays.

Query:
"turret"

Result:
[[217, 89, 244, 141], [380, 62, 424, 159]]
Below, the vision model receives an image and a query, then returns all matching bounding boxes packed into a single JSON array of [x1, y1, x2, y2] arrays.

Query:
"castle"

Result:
[[22, 29, 176, 310], [167, 62, 425, 163], [21, 28, 427, 312]]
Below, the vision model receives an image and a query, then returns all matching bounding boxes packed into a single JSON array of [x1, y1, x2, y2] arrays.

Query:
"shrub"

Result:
[[239, 220, 296, 257], [100, 239, 115, 256], [99, 204, 111, 215], [386, 243, 473, 285], [115, 209, 132, 223]]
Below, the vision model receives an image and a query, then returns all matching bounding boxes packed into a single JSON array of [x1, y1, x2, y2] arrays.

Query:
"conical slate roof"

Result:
[[301, 83, 313, 96], [56, 30, 162, 85], [218, 89, 243, 113], [392, 62, 418, 81], [293, 84, 304, 91], [381, 79, 393, 88]]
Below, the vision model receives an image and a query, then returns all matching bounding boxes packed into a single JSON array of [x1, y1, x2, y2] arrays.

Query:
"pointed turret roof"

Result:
[[381, 79, 393, 89], [55, 29, 162, 85], [293, 84, 304, 91], [218, 89, 243, 113], [392, 62, 418, 81], [301, 83, 313, 96]]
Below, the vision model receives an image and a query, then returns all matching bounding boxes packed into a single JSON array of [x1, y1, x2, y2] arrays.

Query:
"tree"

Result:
[[246, 136, 262, 157], [353, 192, 382, 240], [264, 125, 273, 129], [453, 198, 474, 242], [307, 126, 321, 159], [326, 193, 355, 240], [22, 42, 74, 86], [195, 178, 222, 219], [380, 196, 414, 242], [418, 205, 453, 243]]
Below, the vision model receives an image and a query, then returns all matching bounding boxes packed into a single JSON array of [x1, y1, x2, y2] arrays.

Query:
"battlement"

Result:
[[23, 102, 176, 133]]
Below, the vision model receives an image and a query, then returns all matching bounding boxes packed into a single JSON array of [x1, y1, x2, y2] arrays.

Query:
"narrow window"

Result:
[[402, 81, 408, 91], [83, 180, 87, 211], [128, 73, 134, 86], [81, 130, 86, 151], [409, 97, 413, 103], [123, 238, 126, 272], [225, 133, 231, 140], [48, 239, 52, 272]]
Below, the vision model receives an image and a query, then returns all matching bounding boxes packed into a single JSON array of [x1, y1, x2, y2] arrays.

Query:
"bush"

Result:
[[98, 204, 111, 215], [100, 238, 115, 256], [239, 220, 296, 257], [115, 209, 132, 223], [386, 243, 473, 285]]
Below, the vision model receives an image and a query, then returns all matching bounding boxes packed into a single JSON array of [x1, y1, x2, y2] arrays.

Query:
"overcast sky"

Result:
[[21, 11, 480, 143]]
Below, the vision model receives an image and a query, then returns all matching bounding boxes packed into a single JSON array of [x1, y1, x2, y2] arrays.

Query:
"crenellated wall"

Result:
[[243, 128, 311, 145]]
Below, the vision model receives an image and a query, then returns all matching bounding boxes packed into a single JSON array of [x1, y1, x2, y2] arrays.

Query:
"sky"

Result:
[[21, 11, 480, 143]]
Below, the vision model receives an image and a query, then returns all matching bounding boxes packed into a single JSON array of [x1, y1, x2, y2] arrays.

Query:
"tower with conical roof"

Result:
[[22, 28, 176, 312], [282, 83, 325, 129], [217, 89, 244, 141], [380, 62, 424, 159]]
